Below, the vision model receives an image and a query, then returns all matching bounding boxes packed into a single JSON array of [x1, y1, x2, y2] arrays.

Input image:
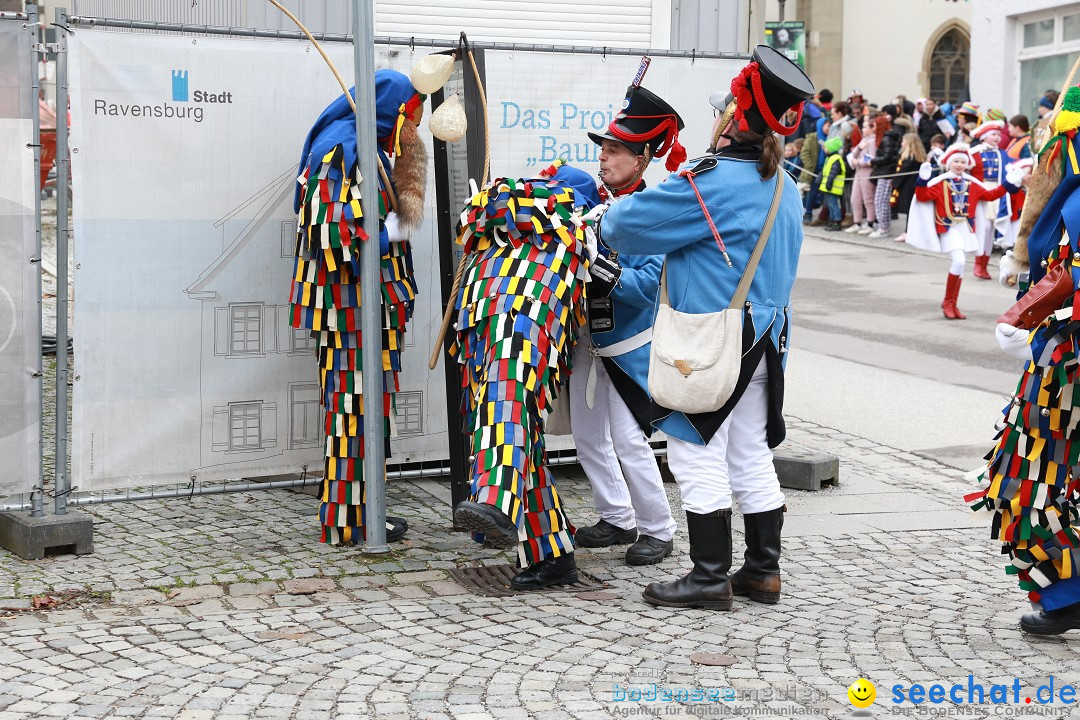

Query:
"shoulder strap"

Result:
[[658, 173, 785, 309], [728, 175, 784, 310]]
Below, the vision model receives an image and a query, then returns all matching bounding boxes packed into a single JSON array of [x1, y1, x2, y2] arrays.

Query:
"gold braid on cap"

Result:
[[712, 101, 738, 152]]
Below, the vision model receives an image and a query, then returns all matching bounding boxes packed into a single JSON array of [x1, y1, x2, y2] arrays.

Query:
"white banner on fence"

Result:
[[485, 50, 744, 188], [69, 32, 450, 490], [0, 20, 40, 499], [69, 30, 744, 490]]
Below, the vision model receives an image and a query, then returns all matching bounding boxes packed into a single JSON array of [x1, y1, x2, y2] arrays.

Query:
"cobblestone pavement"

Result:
[[3, 416, 1080, 720]]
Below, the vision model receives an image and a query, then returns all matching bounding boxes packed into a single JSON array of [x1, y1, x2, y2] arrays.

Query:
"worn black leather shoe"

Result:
[[386, 516, 408, 543], [510, 553, 579, 590], [453, 501, 517, 546], [625, 535, 674, 566], [1019, 604, 1080, 635], [574, 519, 637, 548]]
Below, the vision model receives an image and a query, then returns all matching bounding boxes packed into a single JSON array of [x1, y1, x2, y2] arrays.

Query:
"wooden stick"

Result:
[[428, 254, 469, 369]]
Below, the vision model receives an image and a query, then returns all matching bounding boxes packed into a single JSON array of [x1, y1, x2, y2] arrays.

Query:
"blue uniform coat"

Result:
[[602, 155, 804, 444]]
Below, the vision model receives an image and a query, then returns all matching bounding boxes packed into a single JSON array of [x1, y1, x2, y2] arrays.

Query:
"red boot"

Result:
[[973, 255, 991, 280], [942, 273, 967, 320]]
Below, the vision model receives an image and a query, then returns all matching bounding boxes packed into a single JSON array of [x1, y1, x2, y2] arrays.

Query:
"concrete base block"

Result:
[[774, 450, 840, 491], [0, 511, 94, 560]]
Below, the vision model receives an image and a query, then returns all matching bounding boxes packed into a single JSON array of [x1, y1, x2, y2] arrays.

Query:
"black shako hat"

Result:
[[709, 44, 815, 136], [588, 85, 687, 170]]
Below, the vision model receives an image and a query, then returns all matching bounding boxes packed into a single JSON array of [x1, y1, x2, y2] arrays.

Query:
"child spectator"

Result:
[[784, 137, 805, 181], [1006, 114, 1032, 160], [846, 115, 877, 234], [819, 136, 847, 230], [928, 133, 947, 169], [891, 133, 928, 243]]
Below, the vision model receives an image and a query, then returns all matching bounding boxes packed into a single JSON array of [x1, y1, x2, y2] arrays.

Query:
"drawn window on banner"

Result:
[[230, 303, 263, 356], [396, 391, 423, 436], [289, 383, 320, 450]]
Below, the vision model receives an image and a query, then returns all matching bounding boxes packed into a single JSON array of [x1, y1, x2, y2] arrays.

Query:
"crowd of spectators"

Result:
[[782, 87, 1054, 241]]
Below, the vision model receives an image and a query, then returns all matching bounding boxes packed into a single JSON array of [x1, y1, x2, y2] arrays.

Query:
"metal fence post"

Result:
[[27, 4, 44, 518], [352, 1, 388, 553], [53, 6, 70, 516]]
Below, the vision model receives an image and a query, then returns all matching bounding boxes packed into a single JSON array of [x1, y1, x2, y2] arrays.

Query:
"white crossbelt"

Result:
[[585, 328, 652, 409]]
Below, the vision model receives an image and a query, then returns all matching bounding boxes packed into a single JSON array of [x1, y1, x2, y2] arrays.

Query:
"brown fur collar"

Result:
[[1013, 151, 1062, 268], [392, 120, 427, 234]]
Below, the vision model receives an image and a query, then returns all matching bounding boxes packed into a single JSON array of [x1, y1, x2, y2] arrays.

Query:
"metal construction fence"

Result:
[[1, 8, 748, 536]]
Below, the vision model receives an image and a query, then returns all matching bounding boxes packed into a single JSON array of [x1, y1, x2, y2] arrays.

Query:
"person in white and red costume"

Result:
[[906, 144, 1015, 319], [969, 120, 1013, 279]]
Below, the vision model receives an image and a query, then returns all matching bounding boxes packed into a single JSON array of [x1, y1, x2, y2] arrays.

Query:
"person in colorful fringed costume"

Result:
[[598, 46, 814, 611], [566, 83, 685, 566], [290, 69, 428, 546], [906, 144, 1012, 320], [969, 85, 1080, 635], [450, 167, 595, 590], [969, 120, 1014, 277]]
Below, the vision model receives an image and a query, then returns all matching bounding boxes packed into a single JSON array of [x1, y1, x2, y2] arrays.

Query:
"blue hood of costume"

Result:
[[1025, 134, 1080, 285], [547, 164, 601, 211], [294, 69, 417, 212]]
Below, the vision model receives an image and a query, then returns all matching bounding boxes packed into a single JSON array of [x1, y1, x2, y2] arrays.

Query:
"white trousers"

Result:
[[667, 355, 785, 515], [570, 342, 677, 541]]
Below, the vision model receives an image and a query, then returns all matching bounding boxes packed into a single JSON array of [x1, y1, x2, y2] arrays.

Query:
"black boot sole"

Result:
[[453, 504, 517, 547], [641, 590, 733, 611], [625, 544, 674, 566], [574, 530, 638, 548], [1019, 618, 1080, 635], [732, 589, 780, 604], [511, 570, 579, 591]]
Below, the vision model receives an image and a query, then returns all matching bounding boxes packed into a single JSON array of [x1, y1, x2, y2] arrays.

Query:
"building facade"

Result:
[[971, 1, 1080, 123], [766, 0, 972, 108]]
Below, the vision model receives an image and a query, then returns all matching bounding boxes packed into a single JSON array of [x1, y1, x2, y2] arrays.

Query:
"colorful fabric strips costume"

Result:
[[967, 104, 1080, 619], [291, 70, 424, 545], [451, 176, 592, 566]]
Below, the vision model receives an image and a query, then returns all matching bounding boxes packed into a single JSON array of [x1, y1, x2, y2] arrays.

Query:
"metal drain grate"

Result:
[[450, 563, 609, 597]]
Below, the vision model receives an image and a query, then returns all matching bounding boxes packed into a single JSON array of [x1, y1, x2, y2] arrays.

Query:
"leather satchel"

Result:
[[997, 262, 1075, 330], [648, 174, 784, 415]]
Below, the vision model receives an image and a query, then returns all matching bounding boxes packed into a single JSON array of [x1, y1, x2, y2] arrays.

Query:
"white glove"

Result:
[[582, 203, 608, 225], [797, 181, 811, 194], [999, 250, 1022, 288], [384, 211, 409, 243], [918, 162, 933, 180], [583, 225, 599, 263], [996, 323, 1033, 361]]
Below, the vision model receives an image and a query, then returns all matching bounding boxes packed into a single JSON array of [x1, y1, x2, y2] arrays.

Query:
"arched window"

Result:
[[928, 28, 971, 105]]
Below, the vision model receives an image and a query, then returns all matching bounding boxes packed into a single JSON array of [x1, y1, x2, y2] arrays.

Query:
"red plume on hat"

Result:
[[726, 45, 815, 137]]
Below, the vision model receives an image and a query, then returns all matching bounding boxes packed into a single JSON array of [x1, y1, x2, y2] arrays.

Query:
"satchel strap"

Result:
[[730, 174, 784, 310], [658, 174, 785, 309]]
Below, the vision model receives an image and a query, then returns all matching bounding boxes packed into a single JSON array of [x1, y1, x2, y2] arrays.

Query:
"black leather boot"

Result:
[[730, 506, 784, 604], [453, 501, 517, 547], [642, 509, 733, 610], [1020, 603, 1080, 635], [386, 516, 408, 543], [511, 552, 579, 590]]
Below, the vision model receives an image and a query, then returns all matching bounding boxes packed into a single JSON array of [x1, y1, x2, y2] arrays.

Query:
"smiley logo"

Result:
[[848, 678, 876, 709]]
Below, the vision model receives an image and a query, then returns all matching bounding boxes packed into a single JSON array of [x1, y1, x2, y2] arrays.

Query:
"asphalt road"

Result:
[[786, 229, 1025, 471]]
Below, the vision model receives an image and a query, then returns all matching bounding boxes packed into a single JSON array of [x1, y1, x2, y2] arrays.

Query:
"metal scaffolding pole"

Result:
[[54, 7, 71, 516], [351, 0, 388, 553], [26, 4, 44, 518]]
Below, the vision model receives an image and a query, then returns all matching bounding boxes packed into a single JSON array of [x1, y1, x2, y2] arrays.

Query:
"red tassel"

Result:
[[665, 139, 687, 171]]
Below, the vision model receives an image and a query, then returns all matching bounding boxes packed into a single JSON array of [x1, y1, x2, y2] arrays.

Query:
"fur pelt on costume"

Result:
[[392, 119, 427, 235], [1013, 134, 1063, 269]]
